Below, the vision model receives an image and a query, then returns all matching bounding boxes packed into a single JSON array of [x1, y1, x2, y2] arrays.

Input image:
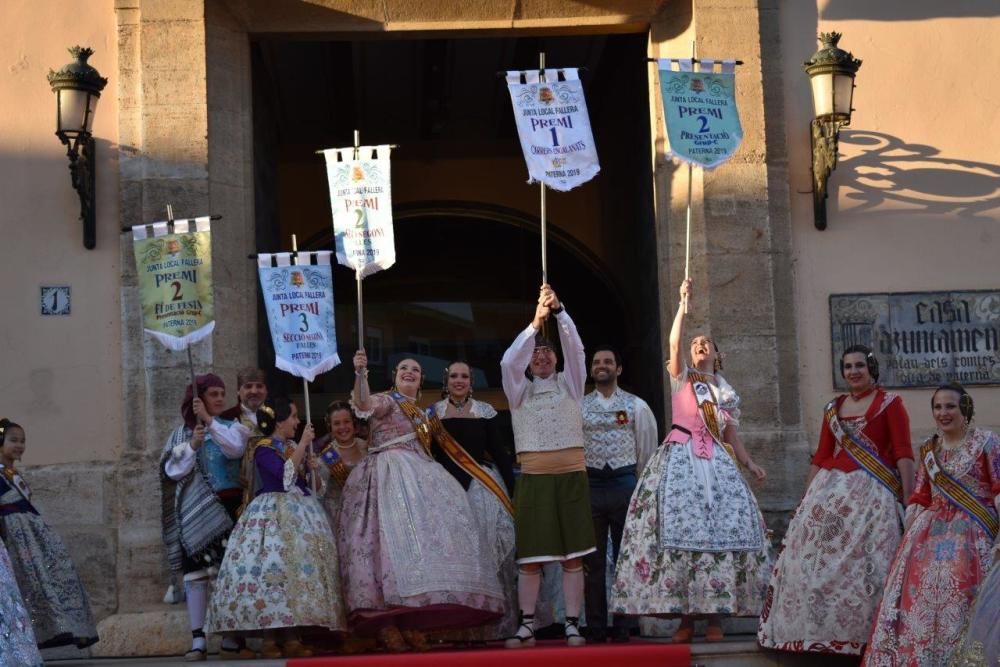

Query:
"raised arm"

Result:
[[667, 279, 691, 380], [553, 310, 585, 401], [501, 291, 551, 409], [352, 349, 372, 411]]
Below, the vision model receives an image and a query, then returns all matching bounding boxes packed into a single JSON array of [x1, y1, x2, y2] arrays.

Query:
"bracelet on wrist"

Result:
[[550, 304, 564, 315], [355, 369, 368, 378]]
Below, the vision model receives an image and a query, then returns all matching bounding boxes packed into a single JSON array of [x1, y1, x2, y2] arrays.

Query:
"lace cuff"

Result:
[[282, 458, 297, 492], [351, 391, 375, 419]]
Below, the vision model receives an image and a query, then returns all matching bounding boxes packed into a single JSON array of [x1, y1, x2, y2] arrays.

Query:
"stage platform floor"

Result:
[[47, 635, 863, 667]]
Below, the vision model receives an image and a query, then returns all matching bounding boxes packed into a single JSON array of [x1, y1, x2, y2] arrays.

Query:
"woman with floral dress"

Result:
[[206, 399, 346, 659], [0, 418, 98, 650], [759, 345, 914, 656], [611, 279, 770, 642], [0, 538, 42, 666], [864, 384, 998, 667]]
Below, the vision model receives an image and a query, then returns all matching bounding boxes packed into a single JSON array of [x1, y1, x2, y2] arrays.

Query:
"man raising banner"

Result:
[[501, 284, 595, 649]]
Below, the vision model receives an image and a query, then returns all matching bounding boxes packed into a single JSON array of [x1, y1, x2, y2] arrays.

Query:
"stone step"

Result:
[[689, 637, 861, 667]]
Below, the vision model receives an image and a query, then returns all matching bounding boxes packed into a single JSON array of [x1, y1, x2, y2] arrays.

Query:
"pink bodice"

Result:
[[666, 376, 721, 459]]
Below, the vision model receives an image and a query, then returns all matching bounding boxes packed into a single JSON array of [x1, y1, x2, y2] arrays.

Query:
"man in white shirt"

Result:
[[501, 284, 595, 648], [581, 346, 658, 643]]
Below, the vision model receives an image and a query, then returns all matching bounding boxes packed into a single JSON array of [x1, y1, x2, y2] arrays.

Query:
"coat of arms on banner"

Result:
[[257, 251, 340, 383], [658, 59, 743, 169], [505, 68, 600, 192], [131, 217, 215, 351], [322, 145, 396, 279]]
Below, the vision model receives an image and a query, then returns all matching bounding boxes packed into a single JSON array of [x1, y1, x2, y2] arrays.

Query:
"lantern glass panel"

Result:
[[57, 88, 90, 135], [84, 93, 100, 134], [809, 72, 834, 118], [833, 72, 855, 118]]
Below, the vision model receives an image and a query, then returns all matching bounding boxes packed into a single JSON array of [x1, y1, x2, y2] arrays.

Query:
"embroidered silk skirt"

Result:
[[949, 556, 1000, 667], [206, 492, 346, 633], [430, 463, 519, 641], [863, 499, 994, 667], [0, 543, 43, 665], [611, 440, 771, 617], [758, 468, 901, 655], [0, 512, 98, 648], [338, 441, 504, 635]]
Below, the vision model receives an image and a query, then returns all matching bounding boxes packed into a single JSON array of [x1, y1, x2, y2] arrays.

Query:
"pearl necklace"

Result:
[[334, 439, 357, 450]]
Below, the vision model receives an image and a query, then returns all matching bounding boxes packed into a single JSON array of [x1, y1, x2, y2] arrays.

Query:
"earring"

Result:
[[713, 357, 722, 373]]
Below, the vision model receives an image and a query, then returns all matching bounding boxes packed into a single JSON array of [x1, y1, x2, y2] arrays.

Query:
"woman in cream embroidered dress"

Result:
[[432, 360, 517, 639], [341, 353, 504, 651], [0, 418, 98, 650], [864, 384, 999, 667], [206, 399, 345, 659], [759, 345, 914, 655], [611, 279, 770, 642]]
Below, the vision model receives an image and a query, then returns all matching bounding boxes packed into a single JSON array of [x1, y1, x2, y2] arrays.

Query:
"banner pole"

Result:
[[167, 203, 200, 399], [539, 52, 548, 286], [353, 129, 366, 352], [683, 162, 692, 314], [682, 41, 695, 315], [291, 233, 318, 493]]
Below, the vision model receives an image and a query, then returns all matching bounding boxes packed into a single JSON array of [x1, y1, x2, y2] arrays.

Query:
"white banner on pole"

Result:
[[322, 145, 396, 278], [505, 68, 600, 192], [257, 251, 340, 383]]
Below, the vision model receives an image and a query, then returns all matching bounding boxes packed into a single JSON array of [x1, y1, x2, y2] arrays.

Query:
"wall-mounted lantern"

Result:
[[47, 46, 107, 249], [804, 32, 861, 230]]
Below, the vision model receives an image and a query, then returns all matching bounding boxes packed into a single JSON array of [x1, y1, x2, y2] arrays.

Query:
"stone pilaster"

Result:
[[112, 0, 257, 629], [648, 0, 807, 531]]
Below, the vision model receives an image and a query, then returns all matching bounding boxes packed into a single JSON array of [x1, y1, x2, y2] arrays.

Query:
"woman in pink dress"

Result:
[[339, 351, 504, 652], [611, 279, 770, 642], [864, 384, 999, 667]]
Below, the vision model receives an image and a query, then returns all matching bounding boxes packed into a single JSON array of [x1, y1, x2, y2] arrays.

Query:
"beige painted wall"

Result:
[[780, 1, 1000, 451], [0, 1, 121, 464]]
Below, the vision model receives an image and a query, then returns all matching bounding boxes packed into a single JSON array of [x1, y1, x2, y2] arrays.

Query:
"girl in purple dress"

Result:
[[206, 398, 345, 658]]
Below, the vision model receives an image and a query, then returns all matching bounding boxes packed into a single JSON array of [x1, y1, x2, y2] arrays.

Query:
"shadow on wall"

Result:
[[821, 0, 1000, 20], [836, 129, 1000, 221]]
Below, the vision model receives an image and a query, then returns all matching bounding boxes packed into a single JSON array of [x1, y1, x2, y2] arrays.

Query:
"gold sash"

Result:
[[393, 393, 514, 515], [825, 398, 903, 502], [687, 370, 738, 464], [920, 436, 998, 539]]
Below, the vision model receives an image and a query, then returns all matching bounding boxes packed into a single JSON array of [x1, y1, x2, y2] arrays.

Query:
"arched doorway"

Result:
[[253, 31, 664, 429]]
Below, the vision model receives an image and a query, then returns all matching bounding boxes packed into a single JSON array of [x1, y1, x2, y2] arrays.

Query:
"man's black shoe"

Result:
[[610, 625, 631, 643], [587, 627, 608, 643]]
